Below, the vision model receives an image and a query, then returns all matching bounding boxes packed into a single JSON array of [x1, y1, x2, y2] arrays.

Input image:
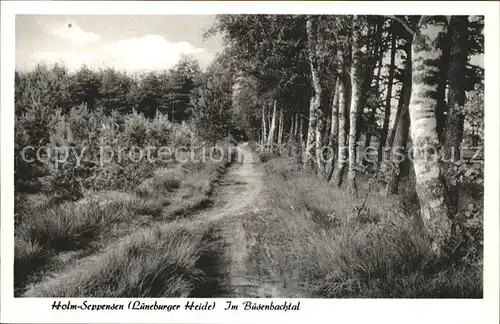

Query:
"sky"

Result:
[[16, 14, 483, 74], [16, 15, 224, 72]]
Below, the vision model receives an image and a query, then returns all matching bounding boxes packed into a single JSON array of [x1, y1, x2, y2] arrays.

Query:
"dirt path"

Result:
[[191, 143, 281, 297], [181, 142, 280, 297], [24, 143, 278, 297], [194, 142, 266, 222]]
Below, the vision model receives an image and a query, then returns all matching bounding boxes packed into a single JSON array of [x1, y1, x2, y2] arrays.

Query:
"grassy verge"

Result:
[[15, 143, 235, 295], [24, 221, 230, 297], [240, 154, 483, 298]]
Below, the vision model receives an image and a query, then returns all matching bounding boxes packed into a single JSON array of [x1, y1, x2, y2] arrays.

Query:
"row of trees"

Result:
[[208, 15, 484, 255], [14, 14, 484, 255], [15, 53, 241, 202], [15, 55, 202, 121]]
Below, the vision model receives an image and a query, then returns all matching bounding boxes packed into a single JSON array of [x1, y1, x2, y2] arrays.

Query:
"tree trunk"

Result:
[[306, 17, 323, 171], [316, 109, 325, 173], [267, 100, 277, 151], [293, 113, 299, 140], [388, 96, 403, 148], [347, 16, 363, 195], [261, 105, 267, 146], [298, 116, 304, 147], [361, 19, 385, 164], [266, 103, 272, 148], [321, 91, 332, 172], [305, 97, 317, 167], [378, 23, 397, 163], [277, 108, 284, 153], [385, 39, 412, 195], [409, 15, 451, 255], [325, 76, 340, 180], [329, 76, 340, 148], [406, 158, 416, 196], [297, 116, 304, 165], [332, 74, 348, 186], [388, 18, 418, 150], [443, 16, 468, 217]]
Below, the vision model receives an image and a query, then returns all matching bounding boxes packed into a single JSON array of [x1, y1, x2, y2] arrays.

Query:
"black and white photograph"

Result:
[[1, 1, 499, 323]]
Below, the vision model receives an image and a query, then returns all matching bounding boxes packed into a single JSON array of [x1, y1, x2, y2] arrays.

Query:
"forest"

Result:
[[14, 15, 484, 298]]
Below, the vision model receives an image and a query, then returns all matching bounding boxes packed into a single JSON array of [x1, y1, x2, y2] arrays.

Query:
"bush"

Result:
[[15, 63, 203, 199], [14, 62, 238, 296], [15, 105, 53, 194], [15, 100, 198, 200]]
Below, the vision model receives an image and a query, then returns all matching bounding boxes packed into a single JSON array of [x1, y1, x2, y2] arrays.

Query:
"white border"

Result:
[[1, 1, 499, 323]]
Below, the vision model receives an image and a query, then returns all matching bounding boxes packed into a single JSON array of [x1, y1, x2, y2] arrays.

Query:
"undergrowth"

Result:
[[15, 143, 235, 295], [23, 222, 230, 297], [242, 154, 483, 298]]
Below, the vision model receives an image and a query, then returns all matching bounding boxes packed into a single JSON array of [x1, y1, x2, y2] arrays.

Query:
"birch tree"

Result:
[[409, 16, 451, 254], [277, 108, 284, 150], [267, 100, 278, 149], [332, 70, 349, 186], [261, 105, 268, 146], [347, 16, 363, 193], [306, 17, 323, 170], [325, 77, 340, 180]]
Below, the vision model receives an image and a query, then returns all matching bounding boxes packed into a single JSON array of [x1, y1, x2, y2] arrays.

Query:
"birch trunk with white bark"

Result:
[[332, 74, 348, 186], [347, 16, 363, 194], [261, 105, 267, 147], [277, 108, 284, 153], [267, 100, 277, 151], [409, 16, 451, 254]]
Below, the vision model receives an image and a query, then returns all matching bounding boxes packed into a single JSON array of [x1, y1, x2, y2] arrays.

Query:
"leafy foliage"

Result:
[[190, 55, 235, 144], [97, 68, 136, 114], [463, 82, 484, 146]]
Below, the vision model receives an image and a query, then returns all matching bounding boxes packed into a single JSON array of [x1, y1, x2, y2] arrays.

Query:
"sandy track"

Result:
[[192, 142, 265, 223], [191, 143, 281, 297], [24, 143, 276, 298]]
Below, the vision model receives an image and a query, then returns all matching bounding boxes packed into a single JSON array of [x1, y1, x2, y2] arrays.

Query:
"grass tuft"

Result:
[[17, 201, 124, 252], [24, 222, 229, 297]]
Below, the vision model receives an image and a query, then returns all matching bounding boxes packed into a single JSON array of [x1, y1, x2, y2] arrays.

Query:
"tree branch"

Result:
[[386, 15, 415, 36]]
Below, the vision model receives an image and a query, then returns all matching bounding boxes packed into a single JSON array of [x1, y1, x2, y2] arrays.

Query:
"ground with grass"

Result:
[[20, 143, 265, 297], [230, 150, 483, 298], [16, 143, 235, 296], [16, 142, 482, 298]]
